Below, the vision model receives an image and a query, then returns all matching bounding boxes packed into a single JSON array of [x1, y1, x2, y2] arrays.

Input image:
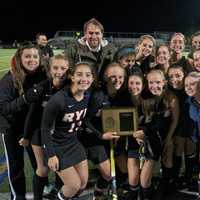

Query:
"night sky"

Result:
[[1, 0, 200, 42]]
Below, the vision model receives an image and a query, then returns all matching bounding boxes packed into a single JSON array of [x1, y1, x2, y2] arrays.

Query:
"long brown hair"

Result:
[[10, 42, 42, 95]]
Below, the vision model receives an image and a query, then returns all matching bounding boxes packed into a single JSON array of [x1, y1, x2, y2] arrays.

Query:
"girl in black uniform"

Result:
[[0, 43, 46, 200], [188, 31, 200, 63], [20, 54, 69, 200], [154, 45, 171, 75], [192, 49, 200, 72], [167, 65, 196, 189], [120, 72, 162, 200], [135, 35, 156, 75], [146, 69, 179, 195], [170, 32, 193, 73], [82, 62, 125, 198], [41, 62, 94, 200], [114, 47, 141, 76]]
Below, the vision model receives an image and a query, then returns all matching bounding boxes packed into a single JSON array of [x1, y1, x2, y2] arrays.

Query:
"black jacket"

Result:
[[0, 69, 46, 135]]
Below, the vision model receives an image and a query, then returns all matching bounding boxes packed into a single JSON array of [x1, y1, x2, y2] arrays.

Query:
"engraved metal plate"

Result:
[[102, 107, 138, 136]]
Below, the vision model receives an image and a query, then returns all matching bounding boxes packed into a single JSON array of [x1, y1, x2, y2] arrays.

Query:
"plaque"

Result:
[[102, 107, 138, 136]]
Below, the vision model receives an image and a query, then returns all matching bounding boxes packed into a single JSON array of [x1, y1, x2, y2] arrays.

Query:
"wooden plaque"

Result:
[[102, 107, 138, 136]]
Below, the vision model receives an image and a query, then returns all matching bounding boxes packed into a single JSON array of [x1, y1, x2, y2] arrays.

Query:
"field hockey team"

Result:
[[1, 18, 200, 200]]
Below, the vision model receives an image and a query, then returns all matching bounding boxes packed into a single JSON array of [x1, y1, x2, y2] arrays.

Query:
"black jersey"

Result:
[[150, 90, 178, 141], [171, 56, 193, 74], [41, 87, 90, 158], [138, 55, 155, 75], [117, 89, 164, 160], [84, 89, 110, 139], [83, 88, 122, 143], [169, 87, 192, 137], [23, 79, 69, 139]]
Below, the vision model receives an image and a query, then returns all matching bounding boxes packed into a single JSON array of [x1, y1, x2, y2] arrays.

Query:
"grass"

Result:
[[0, 49, 16, 79]]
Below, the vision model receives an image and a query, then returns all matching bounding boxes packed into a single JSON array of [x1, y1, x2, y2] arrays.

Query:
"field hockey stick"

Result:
[[139, 142, 145, 169], [110, 140, 118, 200]]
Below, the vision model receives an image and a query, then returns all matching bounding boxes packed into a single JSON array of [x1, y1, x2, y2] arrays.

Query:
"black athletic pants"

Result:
[[1, 132, 36, 200]]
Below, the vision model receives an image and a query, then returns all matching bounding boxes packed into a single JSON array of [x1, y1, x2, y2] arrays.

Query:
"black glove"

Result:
[[23, 85, 44, 103]]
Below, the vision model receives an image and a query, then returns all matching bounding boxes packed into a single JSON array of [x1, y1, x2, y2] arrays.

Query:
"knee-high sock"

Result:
[[119, 184, 139, 200], [96, 176, 110, 190], [198, 179, 200, 197], [173, 155, 182, 179], [185, 155, 195, 181], [141, 186, 153, 200], [115, 167, 127, 187], [55, 174, 63, 191], [57, 189, 79, 200], [57, 190, 69, 200], [129, 184, 140, 200], [33, 173, 48, 200], [162, 167, 174, 182]]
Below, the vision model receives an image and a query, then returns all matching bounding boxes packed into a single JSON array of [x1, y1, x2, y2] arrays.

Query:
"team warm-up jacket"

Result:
[[0, 68, 46, 200], [0, 70, 46, 135]]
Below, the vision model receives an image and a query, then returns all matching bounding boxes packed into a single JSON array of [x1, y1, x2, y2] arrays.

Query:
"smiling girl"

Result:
[[146, 69, 179, 195], [41, 62, 94, 200], [135, 35, 156, 75], [0, 42, 46, 200], [170, 32, 192, 73], [20, 54, 70, 200]]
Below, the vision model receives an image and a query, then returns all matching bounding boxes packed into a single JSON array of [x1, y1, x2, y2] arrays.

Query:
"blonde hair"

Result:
[[136, 34, 156, 54], [147, 69, 166, 81], [170, 32, 186, 44], [49, 54, 69, 67], [45, 54, 70, 79], [156, 44, 171, 57], [186, 71, 200, 80], [138, 34, 156, 46], [103, 62, 126, 82]]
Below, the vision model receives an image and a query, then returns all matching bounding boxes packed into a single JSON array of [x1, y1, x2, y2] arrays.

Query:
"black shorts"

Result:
[[128, 137, 161, 161], [31, 130, 42, 146], [46, 136, 87, 171], [85, 145, 108, 165], [115, 137, 128, 156], [128, 149, 140, 159], [127, 137, 140, 159], [128, 149, 160, 161]]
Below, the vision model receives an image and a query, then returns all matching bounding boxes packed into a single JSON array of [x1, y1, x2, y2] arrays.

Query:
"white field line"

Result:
[[0, 55, 13, 58], [0, 68, 9, 72]]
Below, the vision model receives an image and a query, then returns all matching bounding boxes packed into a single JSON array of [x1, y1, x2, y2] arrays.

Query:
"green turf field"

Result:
[[0, 49, 16, 79]]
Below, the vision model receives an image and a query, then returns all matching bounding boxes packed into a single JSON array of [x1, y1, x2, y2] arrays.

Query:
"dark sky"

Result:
[[1, 0, 200, 42]]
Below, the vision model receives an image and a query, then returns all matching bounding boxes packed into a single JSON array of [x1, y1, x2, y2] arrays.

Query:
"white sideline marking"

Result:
[[0, 68, 9, 72]]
